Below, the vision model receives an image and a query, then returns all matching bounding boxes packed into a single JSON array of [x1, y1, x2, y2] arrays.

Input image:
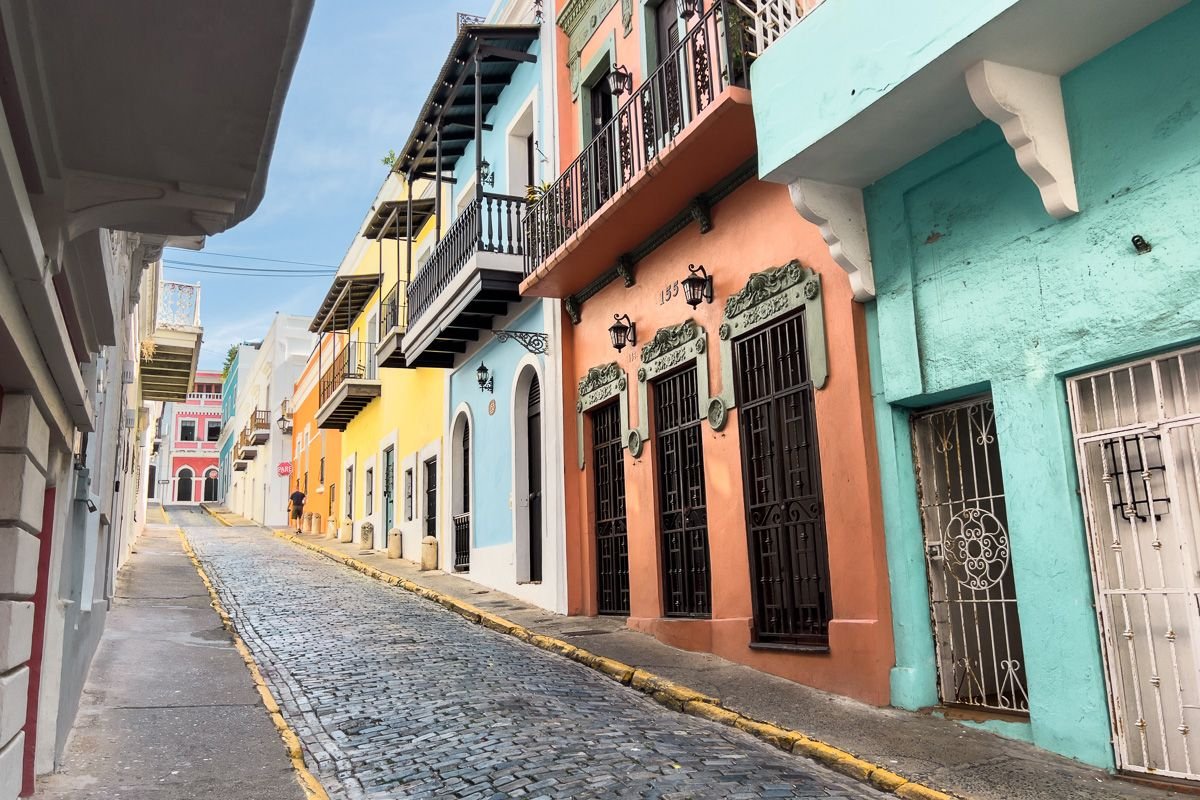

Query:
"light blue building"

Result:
[[393, 0, 567, 612], [750, 0, 1200, 777], [217, 343, 259, 501]]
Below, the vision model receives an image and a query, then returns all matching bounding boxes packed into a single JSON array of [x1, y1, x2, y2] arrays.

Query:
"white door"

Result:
[[1069, 347, 1200, 782]]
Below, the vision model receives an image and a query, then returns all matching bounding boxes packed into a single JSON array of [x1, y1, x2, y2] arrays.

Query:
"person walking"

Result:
[[288, 486, 306, 534]]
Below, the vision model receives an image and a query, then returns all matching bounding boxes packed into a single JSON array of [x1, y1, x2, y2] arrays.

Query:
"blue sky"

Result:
[[173, 1, 492, 370]]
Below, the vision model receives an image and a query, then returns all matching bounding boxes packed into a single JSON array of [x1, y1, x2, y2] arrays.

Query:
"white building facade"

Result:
[[223, 314, 315, 528]]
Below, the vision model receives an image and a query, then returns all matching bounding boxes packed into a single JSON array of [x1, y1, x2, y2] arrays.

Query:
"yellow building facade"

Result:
[[312, 172, 445, 555]]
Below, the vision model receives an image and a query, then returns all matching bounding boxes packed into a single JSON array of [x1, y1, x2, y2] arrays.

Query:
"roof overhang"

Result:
[[309, 274, 382, 334], [0, 0, 314, 242], [364, 198, 435, 240], [394, 24, 539, 180]]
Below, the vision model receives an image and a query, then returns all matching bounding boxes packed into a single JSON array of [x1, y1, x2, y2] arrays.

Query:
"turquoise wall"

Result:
[[449, 305, 545, 549], [751, 0, 1016, 181], [864, 3, 1200, 768]]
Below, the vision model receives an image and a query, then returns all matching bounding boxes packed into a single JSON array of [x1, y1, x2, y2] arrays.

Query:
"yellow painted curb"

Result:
[[272, 529, 964, 799], [202, 505, 234, 527], [179, 528, 329, 800]]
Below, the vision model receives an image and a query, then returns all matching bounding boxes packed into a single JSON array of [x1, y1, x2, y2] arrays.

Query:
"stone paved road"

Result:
[[176, 508, 885, 800]]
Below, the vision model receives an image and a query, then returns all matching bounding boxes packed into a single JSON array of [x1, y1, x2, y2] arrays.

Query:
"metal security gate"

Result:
[[654, 364, 711, 617], [424, 457, 437, 538], [454, 419, 471, 572], [527, 376, 543, 583], [592, 401, 630, 615], [734, 310, 832, 646], [1069, 348, 1200, 781], [912, 398, 1029, 714]]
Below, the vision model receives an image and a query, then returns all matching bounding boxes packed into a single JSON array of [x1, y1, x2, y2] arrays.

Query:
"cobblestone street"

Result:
[[175, 509, 884, 799]]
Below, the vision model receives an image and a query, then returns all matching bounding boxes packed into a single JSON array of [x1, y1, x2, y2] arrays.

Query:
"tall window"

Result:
[[345, 466, 354, 519], [319, 457, 325, 484], [206, 420, 221, 441], [180, 420, 196, 441], [365, 467, 374, 515], [404, 468, 414, 521]]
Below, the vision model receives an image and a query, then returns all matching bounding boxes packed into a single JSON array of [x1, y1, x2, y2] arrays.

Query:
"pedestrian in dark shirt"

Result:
[[289, 488, 306, 534]]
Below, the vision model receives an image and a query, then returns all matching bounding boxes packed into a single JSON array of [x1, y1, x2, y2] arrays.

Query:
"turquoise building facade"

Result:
[[750, 0, 1200, 776]]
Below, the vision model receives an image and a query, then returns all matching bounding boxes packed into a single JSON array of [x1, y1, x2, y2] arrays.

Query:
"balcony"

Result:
[[141, 280, 203, 401], [375, 280, 409, 369], [402, 193, 526, 367], [751, 0, 1186, 191], [521, 0, 754, 299], [315, 341, 380, 430], [249, 409, 271, 444], [236, 430, 258, 460]]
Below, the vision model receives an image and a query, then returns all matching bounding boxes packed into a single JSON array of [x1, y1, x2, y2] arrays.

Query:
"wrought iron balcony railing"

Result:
[[407, 192, 526, 327], [318, 341, 379, 406], [380, 280, 409, 339], [157, 280, 201, 329], [524, 0, 750, 273]]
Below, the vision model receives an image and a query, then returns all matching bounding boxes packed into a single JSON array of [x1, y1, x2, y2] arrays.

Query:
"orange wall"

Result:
[[290, 336, 342, 530], [560, 177, 894, 705]]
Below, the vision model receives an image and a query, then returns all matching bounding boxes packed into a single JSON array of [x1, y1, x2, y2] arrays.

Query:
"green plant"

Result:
[[381, 149, 398, 169], [220, 344, 237, 379]]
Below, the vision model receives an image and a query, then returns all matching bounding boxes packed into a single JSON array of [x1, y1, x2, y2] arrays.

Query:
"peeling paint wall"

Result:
[[865, 2, 1200, 768]]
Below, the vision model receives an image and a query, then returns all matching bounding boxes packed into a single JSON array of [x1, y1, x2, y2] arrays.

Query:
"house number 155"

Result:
[[659, 280, 680, 305]]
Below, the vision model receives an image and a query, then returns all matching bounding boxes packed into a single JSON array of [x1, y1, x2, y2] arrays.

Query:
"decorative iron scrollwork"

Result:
[[492, 329, 550, 355]]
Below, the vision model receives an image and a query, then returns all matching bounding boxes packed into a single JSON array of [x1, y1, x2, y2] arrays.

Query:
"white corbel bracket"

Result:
[[789, 179, 875, 302], [966, 60, 1079, 219]]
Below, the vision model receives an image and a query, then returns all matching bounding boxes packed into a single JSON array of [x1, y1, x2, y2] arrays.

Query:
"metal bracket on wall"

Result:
[[491, 330, 550, 354]]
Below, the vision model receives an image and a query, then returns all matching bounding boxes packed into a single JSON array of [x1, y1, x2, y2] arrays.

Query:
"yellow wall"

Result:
[[340, 183, 444, 530]]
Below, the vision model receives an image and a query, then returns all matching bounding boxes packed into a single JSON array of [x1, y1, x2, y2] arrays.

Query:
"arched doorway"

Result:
[[176, 467, 194, 502], [513, 366, 543, 583], [203, 469, 219, 502], [450, 410, 471, 572]]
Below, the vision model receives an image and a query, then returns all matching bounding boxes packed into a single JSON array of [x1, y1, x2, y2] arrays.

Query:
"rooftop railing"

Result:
[[523, 0, 750, 273], [157, 280, 201, 329], [738, 0, 825, 56], [407, 192, 526, 327], [318, 341, 378, 406]]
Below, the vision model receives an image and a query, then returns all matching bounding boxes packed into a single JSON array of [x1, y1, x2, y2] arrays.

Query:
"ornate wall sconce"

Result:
[[681, 263, 713, 308], [480, 158, 496, 188], [606, 64, 633, 96], [609, 314, 637, 352], [476, 362, 494, 393]]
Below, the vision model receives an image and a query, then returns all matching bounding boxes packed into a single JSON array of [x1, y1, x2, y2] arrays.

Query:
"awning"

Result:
[[363, 198, 436, 239], [309, 274, 381, 333], [395, 24, 539, 180]]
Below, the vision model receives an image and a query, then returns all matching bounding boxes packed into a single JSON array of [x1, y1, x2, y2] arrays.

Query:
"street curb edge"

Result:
[[179, 528, 330, 800], [273, 529, 960, 800]]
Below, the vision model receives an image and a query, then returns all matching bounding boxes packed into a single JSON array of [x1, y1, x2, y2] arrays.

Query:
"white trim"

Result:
[[504, 89, 539, 196], [965, 60, 1079, 219], [510, 354, 545, 584], [789, 179, 875, 302]]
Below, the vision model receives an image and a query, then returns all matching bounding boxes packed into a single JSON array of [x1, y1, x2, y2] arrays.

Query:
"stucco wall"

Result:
[[863, 2, 1200, 767], [560, 176, 893, 705]]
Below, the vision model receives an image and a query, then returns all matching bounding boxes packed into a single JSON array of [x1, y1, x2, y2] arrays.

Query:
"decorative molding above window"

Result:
[[718, 259, 829, 397], [631, 320, 725, 453], [560, 0, 620, 99], [576, 361, 634, 469]]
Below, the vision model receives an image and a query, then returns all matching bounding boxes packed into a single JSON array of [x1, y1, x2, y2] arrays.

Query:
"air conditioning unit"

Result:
[[122, 359, 136, 384]]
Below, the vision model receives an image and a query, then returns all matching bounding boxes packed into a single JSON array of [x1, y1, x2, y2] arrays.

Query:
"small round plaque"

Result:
[[488, 399, 497, 416]]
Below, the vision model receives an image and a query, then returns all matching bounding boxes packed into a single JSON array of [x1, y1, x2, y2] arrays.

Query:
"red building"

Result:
[[159, 370, 224, 503]]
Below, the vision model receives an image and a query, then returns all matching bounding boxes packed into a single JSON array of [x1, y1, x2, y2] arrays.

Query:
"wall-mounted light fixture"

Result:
[[476, 362, 494, 393], [609, 314, 637, 352], [681, 263, 713, 308], [681, 0, 702, 18], [277, 413, 292, 434], [606, 64, 633, 96], [1132, 234, 1152, 255], [480, 158, 496, 188]]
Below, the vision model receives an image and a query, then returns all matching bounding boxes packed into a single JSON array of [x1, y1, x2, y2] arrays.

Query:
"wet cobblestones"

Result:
[[183, 519, 883, 800]]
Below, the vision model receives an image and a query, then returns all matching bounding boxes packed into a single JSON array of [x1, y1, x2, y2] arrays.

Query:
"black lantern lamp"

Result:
[[276, 413, 292, 434], [681, 263, 713, 309], [476, 362, 494, 393], [680, 0, 702, 18], [609, 314, 637, 353], [480, 158, 496, 188], [606, 64, 633, 96]]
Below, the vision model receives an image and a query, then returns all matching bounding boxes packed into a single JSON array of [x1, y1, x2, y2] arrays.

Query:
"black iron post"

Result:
[[435, 124, 443, 243]]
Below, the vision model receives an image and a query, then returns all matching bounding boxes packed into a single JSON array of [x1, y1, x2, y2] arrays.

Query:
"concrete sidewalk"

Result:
[[37, 520, 304, 800], [276, 526, 1181, 800]]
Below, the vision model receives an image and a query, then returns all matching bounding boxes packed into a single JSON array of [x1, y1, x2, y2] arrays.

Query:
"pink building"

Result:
[[157, 370, 223, 503]]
